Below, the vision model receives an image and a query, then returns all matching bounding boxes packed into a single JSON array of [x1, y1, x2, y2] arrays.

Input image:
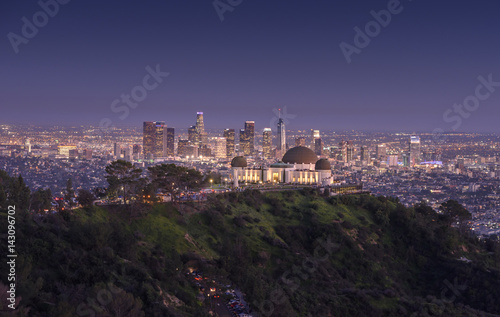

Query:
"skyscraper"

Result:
[[143, 121, 166, 158], [239, 121, 255, 156], [196, 112, 204, 134], [263, 128, 272, 158], [409, 136, 421, 166], [166, 128, 175, 156], [315, 138, 323, 156], [224, 128, 235, 158], [277, 117, 286, 155], [339, 140, 348, 162], [310, 129, 320, 148], [188, 126, 198, 144], [245, 121, 255, 155], [346, 143, 354, 162], [376, 144, 387, 161], [113, 142, 120, 157], [196, 112, 208, 147], [210, 137, 227, 159], [361, 146, 369, 162], [239, 128, 248, 155]]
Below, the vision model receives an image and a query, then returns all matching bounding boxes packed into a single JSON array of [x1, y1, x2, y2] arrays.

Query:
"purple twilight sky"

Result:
[[1, 0, 500, 133]]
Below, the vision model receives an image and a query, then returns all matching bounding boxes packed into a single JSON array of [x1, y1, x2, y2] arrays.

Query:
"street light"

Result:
[[210, 179, 213, 188]]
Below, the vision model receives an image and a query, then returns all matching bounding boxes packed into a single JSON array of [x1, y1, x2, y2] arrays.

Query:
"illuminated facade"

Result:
[[224, 128, 235, 158], [231, 146, 333, 187], [143, 121, 166, 158], [263, 128, 272, 158], [409, 136, 421, 166]]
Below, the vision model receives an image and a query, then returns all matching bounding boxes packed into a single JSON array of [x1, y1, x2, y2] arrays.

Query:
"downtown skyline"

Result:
[[2, 0, 500, 132]]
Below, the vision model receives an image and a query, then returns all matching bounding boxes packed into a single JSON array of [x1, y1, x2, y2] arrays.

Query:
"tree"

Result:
[[64, 178, 76, 208], [8, 175, 31, 211], [148, 164, 203, 202], [77, 189, 95, 207], [148, 164, 179, 201], [203, 170, 222, 185], [0, 183, 7, 209], [105, 160, 142, 203], [30, 188, 52, 213], [439, 200, 472, 233]]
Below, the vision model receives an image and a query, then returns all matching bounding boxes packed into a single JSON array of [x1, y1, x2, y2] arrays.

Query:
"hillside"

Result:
[[2, 189, 500, 316]]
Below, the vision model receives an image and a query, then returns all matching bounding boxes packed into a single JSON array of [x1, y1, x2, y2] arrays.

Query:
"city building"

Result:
[[210, 137, 227, 159], [230, 146, 333, 187], [295, 137, 306, 147], [166, 128, 175, 156], [188, 125, 198, 144], [277, 117, 286, 155], [178, 140, 198, 158], [239, 121, 255, 156], [263, 128, 272, 158], [376, 144, 387, 161], [388, 154, 398, 167], [361, 146, 369, 162], [58, 145, 77, 157], [310, 129, 320, 148], [113, 142, 120, 157], [346, 142, 354, 163], [143, 121, 166, 158], [315, 138, 323, 156], [409, 136, 421, 166], [224, 128, 235, 158]]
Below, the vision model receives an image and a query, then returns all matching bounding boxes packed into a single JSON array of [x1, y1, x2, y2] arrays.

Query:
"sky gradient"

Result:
[[1, 0, 500, 132]]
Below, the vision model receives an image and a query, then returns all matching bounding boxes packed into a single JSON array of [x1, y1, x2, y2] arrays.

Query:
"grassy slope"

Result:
[[2, 190, 500, 316]]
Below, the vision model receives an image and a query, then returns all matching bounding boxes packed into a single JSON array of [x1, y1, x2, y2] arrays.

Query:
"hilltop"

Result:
[[1, 189, 500, 316]]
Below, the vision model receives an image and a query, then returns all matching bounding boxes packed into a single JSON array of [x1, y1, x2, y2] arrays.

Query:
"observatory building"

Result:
[[231, 146, 333, 187]]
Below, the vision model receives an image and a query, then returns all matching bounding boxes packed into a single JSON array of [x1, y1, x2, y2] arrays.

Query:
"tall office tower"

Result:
[[277, 117, 286, 155], [245, 121, 255, 155], [263, 128, 272, 158], [196, 112, 208, 147], [409, 136, 421, 166], [223, 129, 235, 158], [339, 140, 348, 162], [402, 152, 410, 167], [166, 128, 175, 156], [376, 144, 387, 160], [310, 129, 320, 148], [346, 143, 354, 162], [196, 112, 205, 134], [25, 138, 31, 153], [200, 132, 208, 147], [113, 142, 120, 157], [295, 137, 306, 147], [360, 146, 369, 162], [211, 137, 227, 159], [188, 126, 198, 143], [143, 121, 166, 158], [239, 128, 248, 155], [315, 138, 323, 156]]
